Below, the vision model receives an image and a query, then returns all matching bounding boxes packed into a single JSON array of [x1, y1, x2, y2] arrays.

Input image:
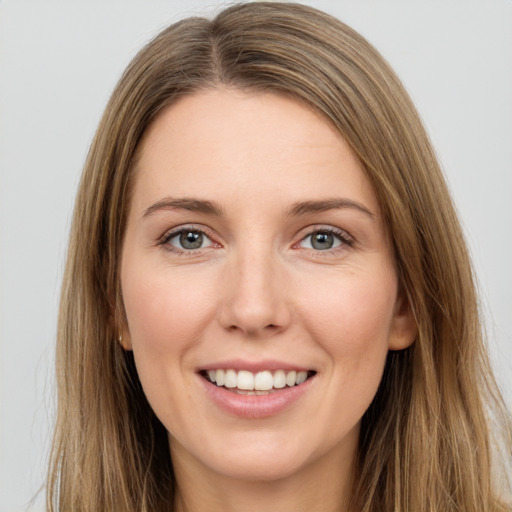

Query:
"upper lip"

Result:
[[198, 359, 314, 373]]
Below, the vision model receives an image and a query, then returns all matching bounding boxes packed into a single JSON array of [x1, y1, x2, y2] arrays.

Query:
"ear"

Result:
[[388, 291, 417, 351], [118, 327, 133, 351], [114, 284, 133, 351], [113, 305, 132, 351]]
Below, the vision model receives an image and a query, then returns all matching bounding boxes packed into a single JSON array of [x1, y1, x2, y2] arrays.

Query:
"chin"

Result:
[[207, 453, 307, 483], [187, 430, 331, 484]]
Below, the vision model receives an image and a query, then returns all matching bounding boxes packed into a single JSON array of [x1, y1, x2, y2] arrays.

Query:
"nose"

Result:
[[217, 248, 291, 338]]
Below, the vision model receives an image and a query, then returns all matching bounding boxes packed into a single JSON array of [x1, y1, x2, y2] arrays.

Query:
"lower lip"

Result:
[[199, 375, 315, 419]]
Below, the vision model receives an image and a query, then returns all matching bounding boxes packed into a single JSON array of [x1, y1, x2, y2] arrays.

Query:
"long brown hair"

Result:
[[47, 2, 512, 510]]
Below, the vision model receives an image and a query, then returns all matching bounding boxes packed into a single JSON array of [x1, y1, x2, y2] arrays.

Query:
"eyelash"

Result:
[[159, 225, 218, 255], [158, 225, 354, 255], [296, 226, 354, 254]]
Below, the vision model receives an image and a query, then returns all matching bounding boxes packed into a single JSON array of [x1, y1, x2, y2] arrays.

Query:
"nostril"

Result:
[[225, 323, 280, 335]]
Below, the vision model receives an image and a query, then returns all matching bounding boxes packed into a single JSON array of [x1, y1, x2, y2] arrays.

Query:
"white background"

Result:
[[1, 1, 511, 510]]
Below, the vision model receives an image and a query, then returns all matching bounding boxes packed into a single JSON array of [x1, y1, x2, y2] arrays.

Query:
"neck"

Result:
[[171, 431, 358, 512]]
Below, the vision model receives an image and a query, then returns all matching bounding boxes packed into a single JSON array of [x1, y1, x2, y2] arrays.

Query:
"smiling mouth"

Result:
[[200, 369, 317, 395]]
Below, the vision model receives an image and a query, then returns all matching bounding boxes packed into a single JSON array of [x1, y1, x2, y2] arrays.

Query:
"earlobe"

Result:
[[115, 287, 132, 350], [118, 330, 133, 351], [388, 293, 418, 351]]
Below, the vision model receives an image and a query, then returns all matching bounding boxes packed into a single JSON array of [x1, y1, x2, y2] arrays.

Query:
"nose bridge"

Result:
[[219, 238, 290, 336]]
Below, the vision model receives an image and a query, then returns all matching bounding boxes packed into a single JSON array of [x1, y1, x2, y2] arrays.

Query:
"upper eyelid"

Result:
[[158, 224, 353, 250], [292, 230, 354, 262], [159, 226, 219, 255], [161, 224, 215, 240], [158, 226, 217, 253], [297, 225, 353, 241], [294, 226, 355, 252]]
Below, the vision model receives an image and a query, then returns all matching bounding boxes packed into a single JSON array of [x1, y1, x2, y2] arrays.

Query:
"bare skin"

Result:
[[120, 88, 416, 511], [172, 431, 355, 512]]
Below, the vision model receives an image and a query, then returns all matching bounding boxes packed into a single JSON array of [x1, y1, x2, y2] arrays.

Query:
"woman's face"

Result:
[[120, 88, 415, 484]]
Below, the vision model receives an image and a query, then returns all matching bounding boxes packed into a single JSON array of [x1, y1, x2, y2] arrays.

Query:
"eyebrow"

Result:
[[285, 198, 375, 221], [142, 196, 374, 221], [142, 197, 225, 219]]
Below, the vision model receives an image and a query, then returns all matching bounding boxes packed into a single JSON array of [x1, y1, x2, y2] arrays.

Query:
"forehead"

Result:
[[131, 88, 380, 219]]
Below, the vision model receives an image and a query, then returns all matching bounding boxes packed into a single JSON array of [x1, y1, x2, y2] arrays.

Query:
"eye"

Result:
[[298, 229, 351, 251], [163, 228, 215, 251]]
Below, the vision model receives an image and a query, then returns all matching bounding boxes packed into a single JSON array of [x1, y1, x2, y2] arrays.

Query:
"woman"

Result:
[[47, 2, 511, 511]]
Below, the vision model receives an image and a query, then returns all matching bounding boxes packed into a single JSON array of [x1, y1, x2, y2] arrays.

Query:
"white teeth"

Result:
[[206, 368, 312, 390], [224, 369, 237, 388], [273, 370, 286, 389], [215, 369, 225, 386], [286, 370, 297, 387], [237, 370, 254, 390], [254, 371, 273, 391], [235, 389, 256, 395], [296, 371, 307, 385]]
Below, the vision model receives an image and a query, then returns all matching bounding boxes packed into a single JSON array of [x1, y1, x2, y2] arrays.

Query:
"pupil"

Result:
[[180, 231, 203, 249], [312, 232, 333, 250]]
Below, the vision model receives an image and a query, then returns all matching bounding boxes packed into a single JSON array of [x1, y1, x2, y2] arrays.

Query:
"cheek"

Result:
[[121, 261, 216, 356], [297, 267, 397, 364], [281, 267, 397, 457], [120, 262, 216, 424]]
